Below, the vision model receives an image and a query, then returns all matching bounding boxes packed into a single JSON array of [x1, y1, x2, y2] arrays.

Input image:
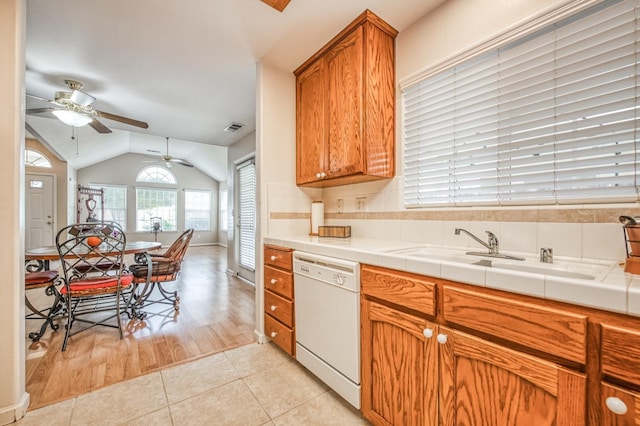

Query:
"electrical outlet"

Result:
[[337, 198, 344, 214], [356, 197, 367, 211]]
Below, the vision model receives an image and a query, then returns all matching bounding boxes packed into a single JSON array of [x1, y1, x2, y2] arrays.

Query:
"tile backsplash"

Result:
[[266, 181, 636, 262]]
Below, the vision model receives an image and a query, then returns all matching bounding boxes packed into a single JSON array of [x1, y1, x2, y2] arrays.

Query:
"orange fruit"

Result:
[[87, 236, 102, 247]]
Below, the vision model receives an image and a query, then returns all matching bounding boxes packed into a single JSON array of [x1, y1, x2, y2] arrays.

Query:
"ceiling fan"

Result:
[[149, 137, 194, 168], [26, 79, 149, 134]]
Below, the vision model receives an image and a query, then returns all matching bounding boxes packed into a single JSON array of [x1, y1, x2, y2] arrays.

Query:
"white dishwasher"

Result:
[[293, 251, 360, 409]]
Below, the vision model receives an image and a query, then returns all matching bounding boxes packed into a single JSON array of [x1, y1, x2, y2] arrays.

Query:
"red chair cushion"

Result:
[[25, 271, 59, 288], [61, 273, 133, 295]]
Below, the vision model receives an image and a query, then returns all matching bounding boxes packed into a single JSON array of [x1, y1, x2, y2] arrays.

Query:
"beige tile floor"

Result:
[[17, 342, 369, 425]]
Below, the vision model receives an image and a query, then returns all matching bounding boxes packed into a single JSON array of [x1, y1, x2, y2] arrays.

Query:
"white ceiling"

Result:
[[25, 0, 446, 181]]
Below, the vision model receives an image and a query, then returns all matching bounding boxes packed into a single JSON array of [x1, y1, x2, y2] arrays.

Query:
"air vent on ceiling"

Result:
[[224, 123, 244, 133]]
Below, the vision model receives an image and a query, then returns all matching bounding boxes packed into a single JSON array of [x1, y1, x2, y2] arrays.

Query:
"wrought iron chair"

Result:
[[24, 270, 64, 341], [129, 228, 194, 318], [56, 222, 133, 351]]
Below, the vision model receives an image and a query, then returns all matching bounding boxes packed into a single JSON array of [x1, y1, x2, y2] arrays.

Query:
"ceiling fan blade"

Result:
[[26, 107, 56, 115], [261, 0, 290, 12], [95, 110, 149, 129], [89, 118, 112, 134], [170, 158, 194, 167], [26, 93, 55, 103]]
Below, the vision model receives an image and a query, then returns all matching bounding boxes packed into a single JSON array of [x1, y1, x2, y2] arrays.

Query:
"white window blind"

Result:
[[237, 160, 256, 271], [403, 0, 640, 207]]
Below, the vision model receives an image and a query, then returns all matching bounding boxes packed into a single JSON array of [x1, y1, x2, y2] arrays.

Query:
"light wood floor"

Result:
[[24, 245, 257, 410]]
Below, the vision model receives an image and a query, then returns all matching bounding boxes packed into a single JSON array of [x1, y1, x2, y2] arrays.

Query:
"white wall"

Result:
[[77, 152, 220, 247], [0, 0, 29, 423]]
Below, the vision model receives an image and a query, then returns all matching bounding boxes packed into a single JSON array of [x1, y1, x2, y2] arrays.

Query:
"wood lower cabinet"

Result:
[[361, 265, 589, 426], [294, 10, 397, 187], [439, 326, 586, 425], [600, 324, 640, 424], [263, 245, 295, 356], [361, 299, 438, 425]]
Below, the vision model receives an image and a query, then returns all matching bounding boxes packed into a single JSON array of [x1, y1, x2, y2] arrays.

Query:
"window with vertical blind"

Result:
[[237, 160, 256, 271], [403, 0, 640, 208]]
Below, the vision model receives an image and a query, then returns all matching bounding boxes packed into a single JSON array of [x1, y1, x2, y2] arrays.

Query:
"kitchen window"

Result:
[[402, 0, 639, 208]]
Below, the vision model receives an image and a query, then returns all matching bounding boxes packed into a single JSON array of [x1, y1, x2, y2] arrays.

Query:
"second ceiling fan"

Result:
[[26, 79, 149, 134], [150, 137, 194, 168]]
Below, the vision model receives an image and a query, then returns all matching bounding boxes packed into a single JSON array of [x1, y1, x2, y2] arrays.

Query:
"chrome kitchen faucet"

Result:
[[454, 228, 525, 261]]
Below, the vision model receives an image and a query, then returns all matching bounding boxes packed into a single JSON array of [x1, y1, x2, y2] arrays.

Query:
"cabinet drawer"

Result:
[[361, 265, 436, 317], [264, 245, 293, 271], [601, 381, 640, 424], [602, 324, 640, 386], [264, 266, 293, 300], [442, 285, 587, 364], [265, 289, 294, 327], [265, 314, 294, 356]]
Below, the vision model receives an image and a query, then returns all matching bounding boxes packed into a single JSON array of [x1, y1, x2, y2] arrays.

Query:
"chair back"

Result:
[[56, 222, 127, 283], [161, 228, 194, 262]]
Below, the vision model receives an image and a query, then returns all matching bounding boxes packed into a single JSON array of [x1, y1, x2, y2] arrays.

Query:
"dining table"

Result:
[[25, 240, 162, 272], [24, 240, 162, 341]]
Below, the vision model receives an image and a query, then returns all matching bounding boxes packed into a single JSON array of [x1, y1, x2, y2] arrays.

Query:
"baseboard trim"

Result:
[[255, 329, 268, 344], [0, 392, 30, 425]]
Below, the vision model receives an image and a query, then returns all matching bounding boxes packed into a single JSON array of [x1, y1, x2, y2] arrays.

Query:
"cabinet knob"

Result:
[[270, 331, 278, 338], [605, 397, 628, 415], [270, 305, 277, 311], [315, 172, 326, 179], [437, 333, 448, 344], [270, 278, 277, 285], [270, 255, 277, 261], [423, 328, 434, 339]]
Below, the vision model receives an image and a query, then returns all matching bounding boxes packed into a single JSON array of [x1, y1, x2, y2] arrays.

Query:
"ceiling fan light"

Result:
[[52, 109, 93, 127]]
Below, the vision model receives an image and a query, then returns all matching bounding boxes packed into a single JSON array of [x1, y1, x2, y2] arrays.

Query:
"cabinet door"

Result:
[[601, 382, 640, 425], [325, 26, 364, 179], [361, 298, 437, 426], [296, 60, 326, 185], [439, 327, 586, 426]]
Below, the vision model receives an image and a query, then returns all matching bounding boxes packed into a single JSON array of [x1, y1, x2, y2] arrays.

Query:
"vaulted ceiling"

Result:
[[25, 0, 446, 181]]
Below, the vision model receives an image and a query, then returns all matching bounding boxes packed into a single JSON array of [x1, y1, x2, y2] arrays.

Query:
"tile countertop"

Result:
[[264, 235, 640, 318]]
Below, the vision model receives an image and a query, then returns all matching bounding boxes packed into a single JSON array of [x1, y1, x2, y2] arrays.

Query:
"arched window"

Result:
[[25, 149, 52, 168], [136, 166, 176, 184]]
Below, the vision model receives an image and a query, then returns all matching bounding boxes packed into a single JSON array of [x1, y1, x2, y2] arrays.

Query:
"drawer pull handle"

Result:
[[270, 255, 277, 261], [606, 397, 628, 415], [270, 305, 277, 311], [423, 328, 434, 339], [270, 331, 278, 338], [437, 333, 448, 345], [270, 278, 277, 285]]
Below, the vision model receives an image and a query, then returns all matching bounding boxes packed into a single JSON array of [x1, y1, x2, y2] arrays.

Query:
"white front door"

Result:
[[26, 174, 55, 249]]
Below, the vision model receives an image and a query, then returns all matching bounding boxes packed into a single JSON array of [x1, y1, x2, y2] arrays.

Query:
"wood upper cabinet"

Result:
[[439, 326, 586, 425], [294, 10, 397, 187]]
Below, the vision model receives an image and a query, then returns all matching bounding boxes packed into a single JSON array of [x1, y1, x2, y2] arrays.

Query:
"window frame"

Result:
[[184, 189, 212, 231], [89, 183, 127, 230]]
